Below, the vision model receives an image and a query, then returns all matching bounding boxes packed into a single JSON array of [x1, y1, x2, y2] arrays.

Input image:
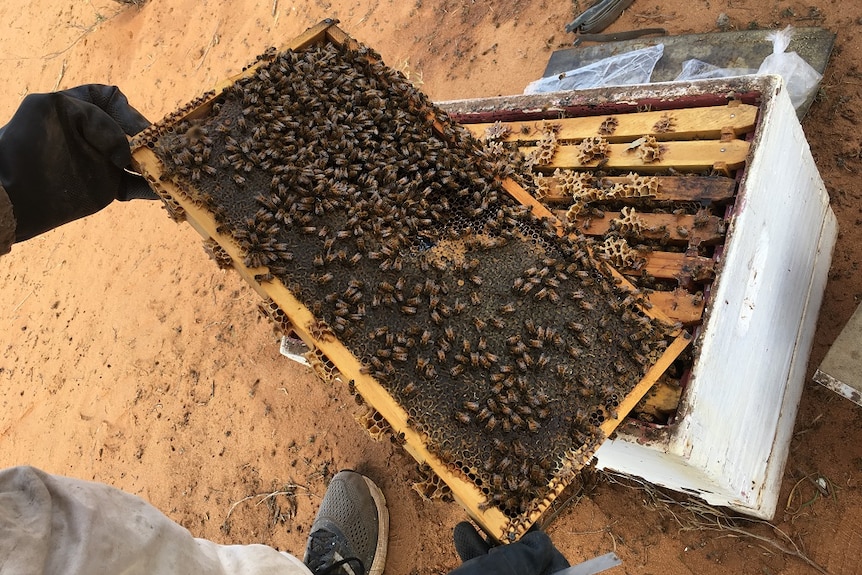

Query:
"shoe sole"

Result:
[[360, 474, 389, 575]]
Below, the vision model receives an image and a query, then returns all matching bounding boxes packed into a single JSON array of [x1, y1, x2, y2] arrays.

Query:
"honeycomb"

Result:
[[619, 173, 659, 198], [257, 297, 294, 336], [202, 237, 233, 269], [139, 40, 674, 523], [565, 173, 659, 221], [652, 113, 677, 134], [576, 136, 610, 164], [356, 406, 392, 441], [610, 207, 645, 236], [413, 463, 454, 501], [556, 168, 594, 197], [532, 173, 552, 202], [596, 236, 643, 270], [304, 347, 340, 386], [597, 116, 619, 136], [633, 135, 665, 163], [484, 121, 511, 142]]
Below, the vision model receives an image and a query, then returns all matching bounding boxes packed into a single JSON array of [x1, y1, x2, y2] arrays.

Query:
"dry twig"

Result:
[[221, 483, 310, 535], [598, 471, 831, 574]]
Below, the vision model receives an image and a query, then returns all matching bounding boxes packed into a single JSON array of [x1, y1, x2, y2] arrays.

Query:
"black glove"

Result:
[[0, 84, 157, 242], [448, 521, 570, 575]]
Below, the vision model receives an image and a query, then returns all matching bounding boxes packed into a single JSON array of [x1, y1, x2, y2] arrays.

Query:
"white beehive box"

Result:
[[439, 74, 837, 519]]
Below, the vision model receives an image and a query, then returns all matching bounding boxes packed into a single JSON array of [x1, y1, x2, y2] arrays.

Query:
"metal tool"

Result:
[[565, 0, 634, 34], [553, 552, 622, 575]]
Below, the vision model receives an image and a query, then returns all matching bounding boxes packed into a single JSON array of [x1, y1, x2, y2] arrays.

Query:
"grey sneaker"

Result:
[[303, 470, 389, 575]]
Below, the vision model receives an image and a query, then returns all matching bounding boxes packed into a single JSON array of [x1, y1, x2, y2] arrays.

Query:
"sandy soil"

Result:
[[1, 0, 861, 573]]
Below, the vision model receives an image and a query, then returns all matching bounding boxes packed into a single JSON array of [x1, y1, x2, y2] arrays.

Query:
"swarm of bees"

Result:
[[141, 41, 674, 520]]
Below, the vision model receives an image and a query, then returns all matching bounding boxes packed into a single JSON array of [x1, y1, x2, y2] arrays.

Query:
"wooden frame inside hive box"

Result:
[[438, 73, 837, 519], [130, 20, 690, 541]]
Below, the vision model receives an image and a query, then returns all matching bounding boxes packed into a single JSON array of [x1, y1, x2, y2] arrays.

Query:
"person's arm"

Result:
[[0, 84, 157, 249], [448, 521, 570, 575]]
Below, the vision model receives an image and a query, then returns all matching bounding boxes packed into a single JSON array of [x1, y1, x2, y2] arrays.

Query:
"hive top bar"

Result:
[[131, 20, 689, 541]]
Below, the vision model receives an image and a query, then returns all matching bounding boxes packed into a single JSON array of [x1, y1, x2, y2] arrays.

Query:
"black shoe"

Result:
[[303, 470, 389, 575]]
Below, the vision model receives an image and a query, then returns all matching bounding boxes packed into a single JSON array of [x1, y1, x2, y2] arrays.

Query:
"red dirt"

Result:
[[1, 1, 861, 573]]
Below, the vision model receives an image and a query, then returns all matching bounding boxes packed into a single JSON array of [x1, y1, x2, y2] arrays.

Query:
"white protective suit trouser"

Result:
[[0, 466, 313, 575]]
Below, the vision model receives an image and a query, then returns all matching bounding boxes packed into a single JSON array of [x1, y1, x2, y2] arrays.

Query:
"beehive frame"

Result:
[[131, 20, 690, 540]]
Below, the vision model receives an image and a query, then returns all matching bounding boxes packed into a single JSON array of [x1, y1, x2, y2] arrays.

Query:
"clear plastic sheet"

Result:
[[674, 59, 757, 81], [674, 26, 822, 112], [757, 26, 823, 111], [524, 44, 664, 94]]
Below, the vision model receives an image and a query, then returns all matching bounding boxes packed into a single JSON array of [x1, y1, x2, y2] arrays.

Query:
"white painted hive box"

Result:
[[439, 74, 838, 519]]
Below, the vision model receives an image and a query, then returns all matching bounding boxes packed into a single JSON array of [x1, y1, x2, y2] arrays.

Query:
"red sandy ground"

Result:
[[1, 1, 861, 573]]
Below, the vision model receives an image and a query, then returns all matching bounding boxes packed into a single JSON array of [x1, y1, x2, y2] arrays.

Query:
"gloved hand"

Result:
[[0, 84, 157, 242], [448, 521, 570, 575]]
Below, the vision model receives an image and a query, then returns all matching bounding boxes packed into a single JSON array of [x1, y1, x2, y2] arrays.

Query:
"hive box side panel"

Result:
[[670, 77, 836, 517], [594, 437, 737, 503], [610, 184, 837, 517], [759, 203, 836, 513]]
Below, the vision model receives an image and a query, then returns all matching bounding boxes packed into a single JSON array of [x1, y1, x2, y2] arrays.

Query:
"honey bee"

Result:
[[512, 277, 525, 292], [464, 401, 480, 412], [455, 412, 471, 425]]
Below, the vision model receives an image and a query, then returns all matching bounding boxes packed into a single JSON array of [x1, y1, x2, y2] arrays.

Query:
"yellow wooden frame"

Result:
[[131, 20, 691, 541]]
